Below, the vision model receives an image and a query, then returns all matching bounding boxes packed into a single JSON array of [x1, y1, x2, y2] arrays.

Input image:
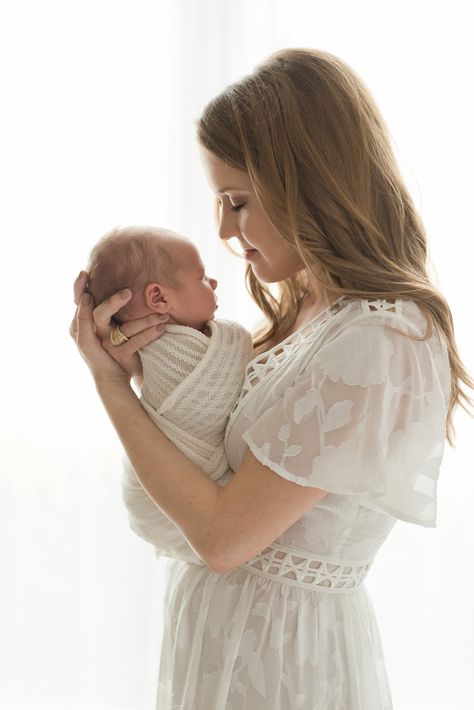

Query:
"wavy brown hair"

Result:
[[196, 47, 473, 446]]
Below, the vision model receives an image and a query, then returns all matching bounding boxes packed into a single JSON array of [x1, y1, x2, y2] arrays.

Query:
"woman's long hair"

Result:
[[197, 47, 473, 446]]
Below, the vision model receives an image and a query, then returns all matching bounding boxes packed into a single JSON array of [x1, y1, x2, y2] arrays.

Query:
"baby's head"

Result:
[[86, 226, 218, 331]]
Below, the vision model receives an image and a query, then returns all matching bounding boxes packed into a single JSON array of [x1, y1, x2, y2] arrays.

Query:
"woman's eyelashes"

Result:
[[217, 195, 246, 212]]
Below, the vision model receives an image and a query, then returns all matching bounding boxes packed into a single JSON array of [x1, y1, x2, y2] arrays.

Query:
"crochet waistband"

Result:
[[239, 543, 372, 594]]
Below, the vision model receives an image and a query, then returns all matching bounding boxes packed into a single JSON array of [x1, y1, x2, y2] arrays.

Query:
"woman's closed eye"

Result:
[[230, 203, 246, 212]]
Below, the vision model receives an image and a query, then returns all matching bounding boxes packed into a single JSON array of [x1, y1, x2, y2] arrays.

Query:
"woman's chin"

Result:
[[250, 264, 280, 284], [250, 258, 301, 284]]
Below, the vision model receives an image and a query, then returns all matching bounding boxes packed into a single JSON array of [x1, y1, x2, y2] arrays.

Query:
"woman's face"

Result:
[[199, 146, 305, 283]]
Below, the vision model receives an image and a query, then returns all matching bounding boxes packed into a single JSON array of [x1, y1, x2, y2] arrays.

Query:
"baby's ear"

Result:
[[144, 283, 169, 314]]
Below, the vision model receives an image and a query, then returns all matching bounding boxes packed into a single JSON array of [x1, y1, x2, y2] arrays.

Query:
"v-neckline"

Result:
[[245, 295, 352, 372], [224, 295, 354, 451]]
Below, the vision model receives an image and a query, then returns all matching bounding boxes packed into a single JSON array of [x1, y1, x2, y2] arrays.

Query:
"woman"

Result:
[[71, 48, 473, 709]]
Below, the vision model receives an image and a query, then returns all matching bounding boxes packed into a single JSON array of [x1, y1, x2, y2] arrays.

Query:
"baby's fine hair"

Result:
[[86, 226, 182, 305]]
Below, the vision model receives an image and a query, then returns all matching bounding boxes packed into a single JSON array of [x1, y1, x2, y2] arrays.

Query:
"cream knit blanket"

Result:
[[121, 318, 254, 564]]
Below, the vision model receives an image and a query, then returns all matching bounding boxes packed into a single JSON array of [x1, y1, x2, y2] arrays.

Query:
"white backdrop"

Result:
[[0, 1, 472, 709]]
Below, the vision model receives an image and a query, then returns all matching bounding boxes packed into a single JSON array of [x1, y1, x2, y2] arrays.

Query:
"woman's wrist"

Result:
[[94, 372, 133, 398]]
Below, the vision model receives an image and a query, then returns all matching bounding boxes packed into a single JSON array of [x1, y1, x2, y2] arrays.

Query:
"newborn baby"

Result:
[[86, 226, 254, 565]]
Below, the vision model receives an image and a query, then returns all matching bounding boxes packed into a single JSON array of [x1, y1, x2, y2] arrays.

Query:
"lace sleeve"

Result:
[[242, 318, 450, 527]]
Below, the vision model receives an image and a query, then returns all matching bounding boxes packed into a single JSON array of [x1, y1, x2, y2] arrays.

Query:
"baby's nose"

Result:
[[210, 278, 218, 290]]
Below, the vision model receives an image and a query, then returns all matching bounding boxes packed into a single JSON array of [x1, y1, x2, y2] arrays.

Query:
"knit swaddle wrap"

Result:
[[121, 319, 254, 564]]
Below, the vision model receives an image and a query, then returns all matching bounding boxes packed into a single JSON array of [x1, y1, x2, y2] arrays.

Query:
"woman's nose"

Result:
[[217, 205, 241, 241], [218, 221, 240, 241]]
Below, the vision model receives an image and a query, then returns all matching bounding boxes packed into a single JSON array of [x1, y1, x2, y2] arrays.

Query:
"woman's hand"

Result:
[[69, 271, 168, 386]]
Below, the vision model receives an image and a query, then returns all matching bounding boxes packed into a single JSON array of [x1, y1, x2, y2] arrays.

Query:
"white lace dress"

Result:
[[155, 296, 451, 710]]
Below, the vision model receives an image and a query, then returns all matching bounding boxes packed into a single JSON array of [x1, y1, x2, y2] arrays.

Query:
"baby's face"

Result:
[[169, 242, 218, 330], [112, 229, 218, 331]]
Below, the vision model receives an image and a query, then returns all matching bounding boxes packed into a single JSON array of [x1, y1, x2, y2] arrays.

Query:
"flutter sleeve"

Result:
[[242, 317, 450, 527]]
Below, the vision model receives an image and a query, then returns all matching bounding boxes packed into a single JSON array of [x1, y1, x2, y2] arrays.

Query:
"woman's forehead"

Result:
[[199, 145, 251, 193]]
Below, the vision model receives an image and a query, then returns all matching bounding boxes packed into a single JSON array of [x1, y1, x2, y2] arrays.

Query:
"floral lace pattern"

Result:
[[155, 298, 450, 709], [228, 297, 450, 528]]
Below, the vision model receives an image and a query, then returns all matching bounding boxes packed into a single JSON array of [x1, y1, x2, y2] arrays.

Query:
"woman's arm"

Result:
[[94, 375, 328, 573], [71, 286, 328, 574], [95, 376, 221, 566]]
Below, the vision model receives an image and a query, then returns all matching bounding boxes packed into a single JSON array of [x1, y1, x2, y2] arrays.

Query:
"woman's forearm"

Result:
[[95, 377, 221, 568]]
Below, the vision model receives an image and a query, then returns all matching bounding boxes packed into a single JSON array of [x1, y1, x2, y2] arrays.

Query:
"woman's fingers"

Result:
[[114, 324, 167, 356], [69, 272, 168, 381], [76, 293, 98, 348], [117, 313, 169, 340], [74, 271, 89, 305], [69, 308, 78, 340], [74, 293, 104, 367], [106, 324, 167, 377], [73, 292, 131, 381], [93, 289, 133, 338], [70, 271, 89, 342]]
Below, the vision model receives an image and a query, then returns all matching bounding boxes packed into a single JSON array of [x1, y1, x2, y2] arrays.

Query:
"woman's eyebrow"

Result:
[[216, 186, 249, 194]]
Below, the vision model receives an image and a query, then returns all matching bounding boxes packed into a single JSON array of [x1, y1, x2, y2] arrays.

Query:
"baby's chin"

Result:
[[197, 314, 215, 329], [193, 313, 216, 332], [193, 308, 218, 327]]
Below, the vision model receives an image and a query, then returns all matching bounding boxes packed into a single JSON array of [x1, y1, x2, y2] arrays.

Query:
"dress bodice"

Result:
[[223, 296, 451, 566]]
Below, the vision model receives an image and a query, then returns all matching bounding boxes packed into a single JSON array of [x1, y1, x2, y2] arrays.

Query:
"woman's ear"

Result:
[[144, 283, 169, 314]]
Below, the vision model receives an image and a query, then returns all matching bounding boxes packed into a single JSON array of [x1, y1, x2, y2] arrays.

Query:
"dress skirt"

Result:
[[155, 546, 393, 710]]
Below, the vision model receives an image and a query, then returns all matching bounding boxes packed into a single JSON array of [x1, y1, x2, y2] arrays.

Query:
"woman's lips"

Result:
[[244, 248, 258, 259]]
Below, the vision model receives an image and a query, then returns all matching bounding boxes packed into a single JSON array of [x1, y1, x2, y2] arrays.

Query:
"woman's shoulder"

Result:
[[332, 296, 426, 329], [317, 296, 436, 345], [244, 296, 441, 385], [296, 296, 446, 378]]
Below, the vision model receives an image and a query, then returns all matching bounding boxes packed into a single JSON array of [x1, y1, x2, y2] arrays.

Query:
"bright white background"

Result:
[[0, 1, 472, 709]]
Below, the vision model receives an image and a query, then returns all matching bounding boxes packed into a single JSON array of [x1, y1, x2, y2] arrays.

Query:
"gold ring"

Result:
[[110, 324, 129, 346]]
